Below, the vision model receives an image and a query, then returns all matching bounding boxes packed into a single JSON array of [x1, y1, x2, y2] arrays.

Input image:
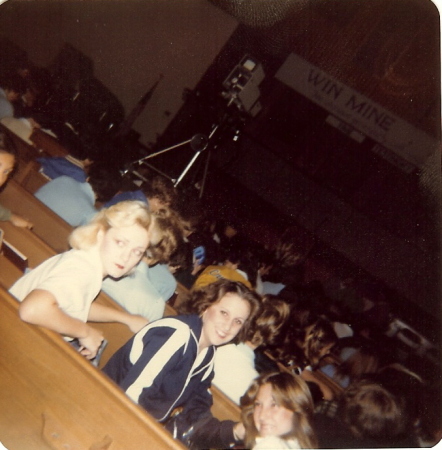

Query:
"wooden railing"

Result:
[[0, 179, 72, 252]]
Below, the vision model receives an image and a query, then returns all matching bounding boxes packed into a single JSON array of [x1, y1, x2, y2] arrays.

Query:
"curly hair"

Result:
[[272, 311, 337, 369], [69, 200, 152, 250], [302, 316, 338, 368], [147, 213, 184, 264], [241, 372, 318, 449], [248, 295, 290, 347], [180, 279, 261, 344], [340, 378, 407, 440], [142, 175, 177, 206]]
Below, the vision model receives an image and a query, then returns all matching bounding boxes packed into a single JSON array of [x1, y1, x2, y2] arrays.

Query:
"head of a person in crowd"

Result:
[[173, 192, 203, 238], [302, 315, 338, 368], [166, 239, 191, 274], [220, 243, 259, 287], [248, 295, 290, 349], [142, 175, 177, 214], [1, 72, 27, 102], [145, 212, 184, 265], [87, 162, 122, 203], [69, 200, 153, 279], [180, 279, 261, 346], [339, 377, 409, 444], [241, 371, 318, 449]]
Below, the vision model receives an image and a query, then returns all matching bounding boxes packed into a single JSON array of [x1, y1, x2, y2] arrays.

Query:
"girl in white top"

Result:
[[10, 200, 154, 360], [240, 372, 318, 449]]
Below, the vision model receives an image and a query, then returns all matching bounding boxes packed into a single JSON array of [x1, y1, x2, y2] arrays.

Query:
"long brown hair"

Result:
[[180, 279, 261, 344], [241, 372, 318, 448]]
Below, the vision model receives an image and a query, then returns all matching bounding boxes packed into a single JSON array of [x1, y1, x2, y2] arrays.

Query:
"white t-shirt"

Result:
[[213, 342, 258, 404], [254, 436, 300, 449], [102, 261, 165, 322], [9, 248, 103, 324]]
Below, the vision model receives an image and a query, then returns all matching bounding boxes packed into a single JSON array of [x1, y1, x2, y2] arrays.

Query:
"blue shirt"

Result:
[[147, 263, 177, 302], [37, 157, 87, 182], [102, 261, 166, 322], [35, 176, 96, 226]]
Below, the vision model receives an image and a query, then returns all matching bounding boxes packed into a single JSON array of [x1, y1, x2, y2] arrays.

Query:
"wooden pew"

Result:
[[0, 223, 241, 423], [0, 179, 72, 252], [0, 220, 56, 269], [264, 349, 343, 399], [1, 122, 69, 160], [0, 122, 41, 166], [0, 123, 69, 193], [30, 128, 69, 157], [0, 253, 23, 288], [14, 159, 51, 194], [0, 285, 185, 450]]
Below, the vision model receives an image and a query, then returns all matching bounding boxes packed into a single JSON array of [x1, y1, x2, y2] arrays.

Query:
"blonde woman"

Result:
[[10, 200, 153, 360]]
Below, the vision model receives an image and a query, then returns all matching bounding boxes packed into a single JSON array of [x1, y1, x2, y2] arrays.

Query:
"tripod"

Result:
[[123, 124, 219, 198]]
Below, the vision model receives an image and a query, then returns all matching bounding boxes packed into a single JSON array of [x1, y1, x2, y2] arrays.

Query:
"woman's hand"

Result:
[[125, 314, 149, 333], [78, 325, 104, 359], [233, 422, 245, 442], [10, 213, 33, 229]]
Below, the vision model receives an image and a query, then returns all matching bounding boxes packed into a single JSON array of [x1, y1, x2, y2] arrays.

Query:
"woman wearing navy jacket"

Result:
[[103, 279, 261, 443]]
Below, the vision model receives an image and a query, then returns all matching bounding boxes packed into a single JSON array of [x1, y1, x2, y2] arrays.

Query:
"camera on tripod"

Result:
[[221, 55, 265, 117]]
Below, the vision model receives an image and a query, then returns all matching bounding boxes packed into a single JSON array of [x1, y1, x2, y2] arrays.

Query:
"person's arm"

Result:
[[87, 301, 148, 333], [18, 288, 103, 358], [9, 213, 33, 229], [186, 413, 244, 449], [174, 368, 241, 446], [0, 195, 32, 227], [300, 367, 335, 401]]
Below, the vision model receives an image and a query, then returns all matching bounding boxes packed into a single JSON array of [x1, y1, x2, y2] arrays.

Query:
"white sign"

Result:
[[276, 53, 439, 169]]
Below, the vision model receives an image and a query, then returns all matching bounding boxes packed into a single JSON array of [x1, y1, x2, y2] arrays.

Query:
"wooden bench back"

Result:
[[1, 123, 40, 164], [30, 128, 69, 157], [0, 286, 184, 450], [14, 159, 51, 194], [0, 179, 72, 252]]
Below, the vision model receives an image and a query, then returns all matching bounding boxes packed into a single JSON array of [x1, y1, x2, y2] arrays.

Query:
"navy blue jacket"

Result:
[[103, 315, 215, 430]]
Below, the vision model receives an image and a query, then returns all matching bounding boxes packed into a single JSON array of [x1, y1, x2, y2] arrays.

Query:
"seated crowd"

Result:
[[0, 65, 440, 449]]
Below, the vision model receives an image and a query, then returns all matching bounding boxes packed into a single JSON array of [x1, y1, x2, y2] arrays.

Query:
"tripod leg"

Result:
[[198, 149, 211, 199], [174, 151, 202, 187]]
